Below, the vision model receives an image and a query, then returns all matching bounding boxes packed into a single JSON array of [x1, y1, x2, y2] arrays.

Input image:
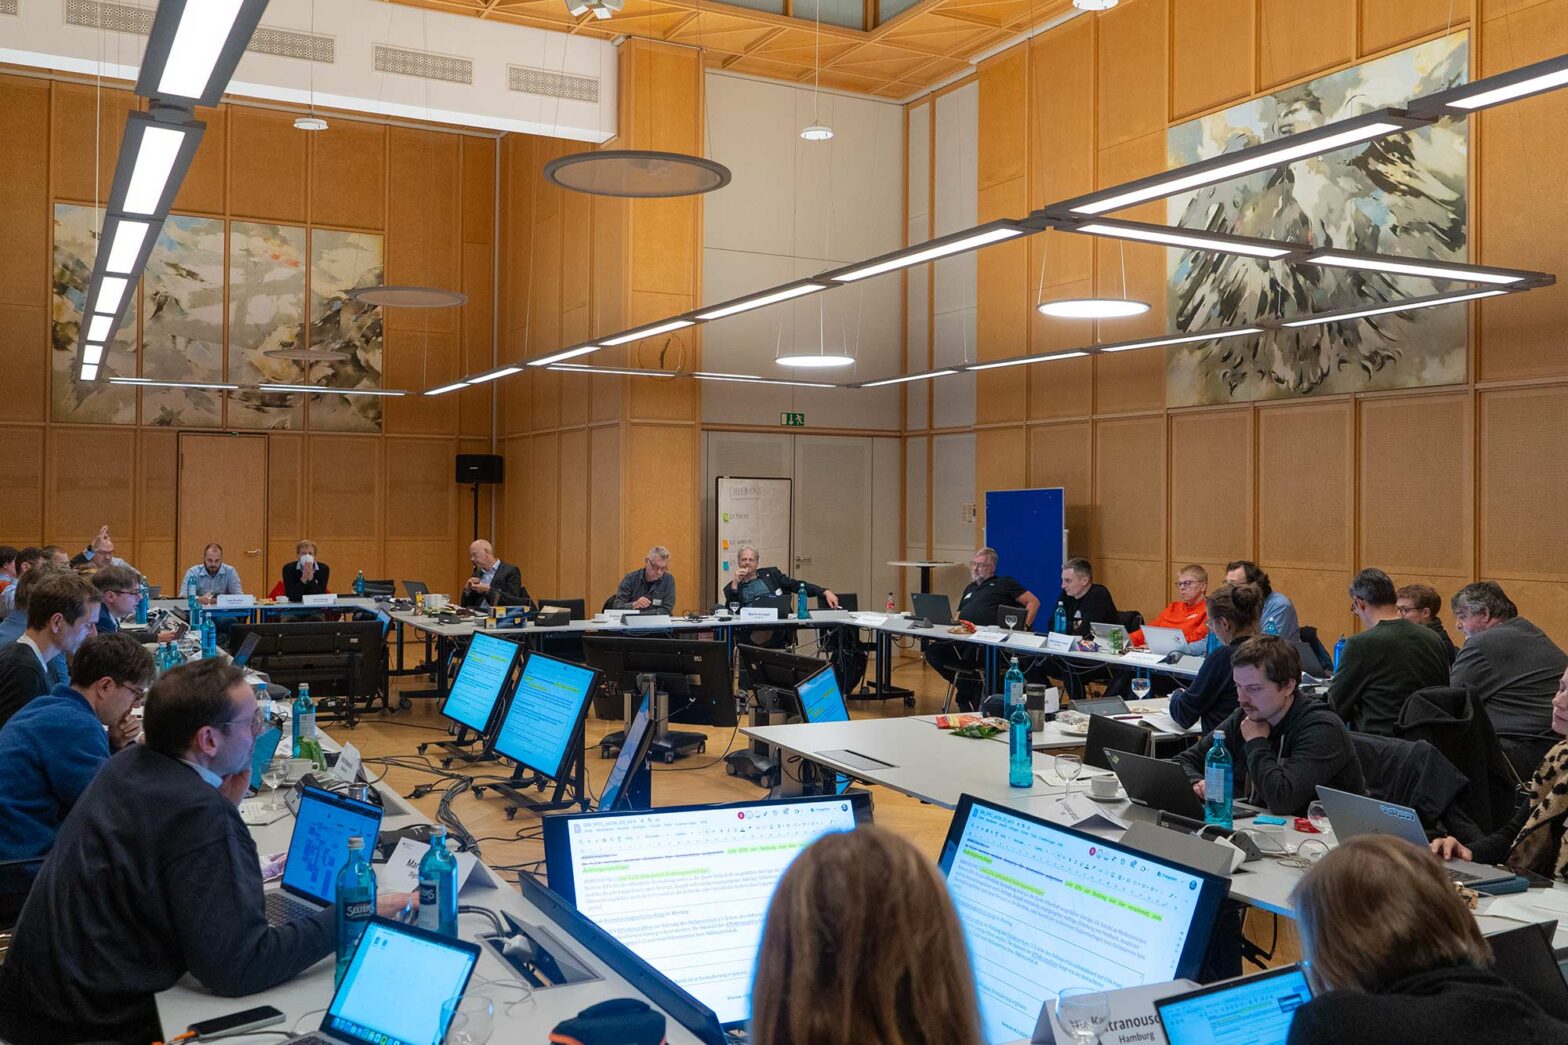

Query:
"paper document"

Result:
[[1142, 712, 1202, 735], [1048, 792, 1129, 831]]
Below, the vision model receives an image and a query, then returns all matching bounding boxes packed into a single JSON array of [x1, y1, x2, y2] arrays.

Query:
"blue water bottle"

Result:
[[796, 584, 809, 621], [1205, 630, 1221, 655], [1262, 615, 1281, 636], [353, 569, 365, 596], [1006, 656, 1031, 787], [1204, 730, 1234, 829], [416, 826, 459, 937], [135, 580, 149, 625], [200, 613, 217, 658], [187, 591, 200, 628], [1053, 601, 1068, 634], [154, 642, 169, 676], [335, 836, 376, 986], [292, 683, 315, 758], [1332, 634, 1347, 672]]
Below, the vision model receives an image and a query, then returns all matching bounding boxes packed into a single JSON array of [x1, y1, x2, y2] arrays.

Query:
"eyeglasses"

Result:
[[112, 589, 141, 597], [1175, 579, 1203, 589], [215, 708, 269, 732], [116, 682, 149, 700]]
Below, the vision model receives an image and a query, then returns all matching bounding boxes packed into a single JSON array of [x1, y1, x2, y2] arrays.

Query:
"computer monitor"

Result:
[[440, 632, 522, 735], [597, 695, 654, 812], [316, 917, 481, 1045], [1156, 965, 1312, 1045], [281, 786, 385, 908], [795, 665, 849, 724], [492, 651, 599, 782], [937, 794, 1229, 1045], [583, 636, 736, 727], [543, 793, 872, 1031], [736, 644, 827, 692]]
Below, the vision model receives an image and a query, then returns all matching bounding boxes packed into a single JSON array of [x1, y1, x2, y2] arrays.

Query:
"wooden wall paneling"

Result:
[[385, 540, 461, 601], [975, 425, 1026, 534], [47, 428, 136, 550], [978, 47, 1028, 190], [1476, 0, 1568, 382], [385, 128, 460, 336], [1029, 345, 1095, 421], [1093, 416, 1166, 562], [1168, 408, 1253, 565], [310, 119, 387, 231], [1095, 0, 1169, 147], [461, 241, 495, 440], [384, 331, 459, 435], [1093, 349, 1167, 416], [49, 82, 136, 205], [531, 431, 562, 597], [1257, 400, 1353, 570], [626, 291, 699, 421], [0, 426, 45, 544], [1479, 386, 1568, 581], [561, 187, 592, 318], [1027, 421, 1093, 556], [500, 435, 532, 584], [227, 107, 307, 223], [0, 307, 48, 425], [1258, 0, 1356, 89], [1358, 394, 1472, 577], [173, 105, 225, 215], [499, 136, 532, 368], [0, 75, 50, 313], [559, 308, 592, 428], [593, 193, 630, 357], [457, 434, 495, 552], [1171, 0, 1256, 120], [529, 205, 564, 430], [1482, 578, 1568, 647], [1096, 557, 1169, 622], [1029, 22, 1095, 280], [461, 136, 495, 247], [624, 423, 696, 602], [137, 429, 178, 546], [975, 181, 1028, 423], [307, 435, 382, 540], [1266, 566, 1356, 640], [384, 436, 458, 540], [268, 433, 305, 538], [1093, 131, 1169, 341], [1360, 0, 1467, 57], [590, 424, 623, 606], [555, 428, 590, 601]]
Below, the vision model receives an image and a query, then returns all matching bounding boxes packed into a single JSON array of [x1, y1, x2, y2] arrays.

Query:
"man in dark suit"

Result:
[[722, 546, 840, 611], [0, 570, 98, 731], [280, 539, 331, 602], [461, 539, 531, 610]]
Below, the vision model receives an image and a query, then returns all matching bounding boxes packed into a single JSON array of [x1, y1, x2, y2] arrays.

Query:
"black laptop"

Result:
[[401, 580, 429, 598], [1105, 748, 1261, 821], [911, 592, 954, 625]]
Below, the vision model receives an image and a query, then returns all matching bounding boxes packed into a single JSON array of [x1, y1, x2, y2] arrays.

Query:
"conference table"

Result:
[[148, 595, 382, 622]]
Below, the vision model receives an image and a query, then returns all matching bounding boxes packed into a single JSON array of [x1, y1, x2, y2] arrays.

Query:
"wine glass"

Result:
[[261, 762, 286, 812], [1307, 800, 1331, 835], [443, 994, 495, 1045], [1003, 611, 1020, 632], [1130, 670, 1152, 703], [1055, 753, 1083, 797], [1055, 987, 1109, 1044], [727, 600, 740, 617]]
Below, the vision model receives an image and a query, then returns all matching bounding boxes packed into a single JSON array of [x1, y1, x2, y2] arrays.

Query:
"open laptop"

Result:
[[289, 917, 480, 1045], [1142, 625, 1189, 655], [264, 785, 385, 926], [1314, 786, 1514, 887], [911, 592, 954, 625], [230, 630, 261, 669], [401, 580, 429, 599], [1089, 621, 1129, 645], [1105, 748, 1262, 822], [248, 726, 284, 792], [1156, 964, 1312, 1045], [1488, 921, 1568, 1022]]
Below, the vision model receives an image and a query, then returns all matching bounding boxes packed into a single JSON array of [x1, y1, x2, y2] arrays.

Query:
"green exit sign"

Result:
[[780, 412, 806, 427]]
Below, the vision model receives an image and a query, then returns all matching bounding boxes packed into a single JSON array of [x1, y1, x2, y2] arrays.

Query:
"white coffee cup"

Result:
[[1089, 775, 1120, 799], [282, 758, 315, 784], [425, 593, 448, 610]]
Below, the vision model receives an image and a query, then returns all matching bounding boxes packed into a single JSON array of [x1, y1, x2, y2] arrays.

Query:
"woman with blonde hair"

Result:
[[1286, 834, 1568, 1044], [750, 825, 984, 1045]]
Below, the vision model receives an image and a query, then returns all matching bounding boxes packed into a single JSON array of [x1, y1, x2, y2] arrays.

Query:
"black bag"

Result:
[[550, 999, 666, 1045], [822, 623, 867, 694]]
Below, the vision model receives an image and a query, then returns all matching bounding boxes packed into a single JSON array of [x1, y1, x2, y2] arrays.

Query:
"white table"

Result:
[[886, 559, 958, 595]]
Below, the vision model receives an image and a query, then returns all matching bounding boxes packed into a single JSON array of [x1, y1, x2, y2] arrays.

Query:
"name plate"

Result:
[[625, 614, 672, 628], [215, 594, 255, 608], [739, 607, 780, 621], [302, 593, 338, 606], [1045, 632, 1074, 652]]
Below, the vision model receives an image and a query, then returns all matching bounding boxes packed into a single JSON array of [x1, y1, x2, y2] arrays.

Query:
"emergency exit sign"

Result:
[[780, 412, 806, 427]]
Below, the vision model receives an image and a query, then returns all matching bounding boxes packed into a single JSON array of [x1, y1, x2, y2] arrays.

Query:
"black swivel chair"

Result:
[[360, 578, 396, 597], [1084, 713, 1155, 771]]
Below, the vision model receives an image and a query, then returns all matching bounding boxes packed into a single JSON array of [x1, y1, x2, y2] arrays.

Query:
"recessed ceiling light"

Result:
[[1037, 298, 1151, 319]]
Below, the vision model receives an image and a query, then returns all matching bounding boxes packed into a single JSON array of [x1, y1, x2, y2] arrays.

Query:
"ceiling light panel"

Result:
[[92, 276, 130, 316], [114, 117, 203, 217], [1098, 327, 1264, 352], [104, 219, 153, 275], [694, 281, 828, 321], [966, 351, 1088, 371], [1414, 54, 1568, 114], [528, 345, 601, 367], [829, 223, 1028, 283], [860, 369, 959, 387], [466, 366, 524, 384], [1308, 251, 1527, 285], [1279, 289, 1508, 328], [136, 0, 270, 106], [424, 382, 471, 396], [1069, 220, 1295, 259], [599, 319, 694, 347]]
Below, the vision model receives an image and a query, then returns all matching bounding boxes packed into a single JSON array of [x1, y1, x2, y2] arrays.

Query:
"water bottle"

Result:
[[796, 584, 809, 621], [1009, 698, 1033, 788], [1004, 656, 1026, 711], [1205, 629, 1222, 655], [335, 836, 376, 986], [885, 591, 895, 613], [136, 580, 149, 625], [353, 569, 365, 596], [155, 642, 169, 676], [416, 826, 459, 937], [200, 613, 217, 659], [1262, 616, 1281, 636], [1332, 634, 1347, 672], [187, 591, 200, 628], [292, 683, 315, 758], [1052, 601, 1068, 634], [1204, 730, 1234, 829]]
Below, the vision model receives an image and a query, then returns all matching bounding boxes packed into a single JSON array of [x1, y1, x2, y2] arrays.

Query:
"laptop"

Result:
[[1156, 964, 1312, 1045], [290, 917, 481, 1045], [1104, 748, 1262, 822], [1142, 625, 1189, 655], [911, 592, 954, 625], [1089, 621, 1129, 645], [264, 786, 385, 926], [231, 630, 261, 669], [995, 603, 1030, 629], [744, 593, 791, 617], [1313, 786, 1514, 887], [248, 726, 284, 792], [401, 580, 429, 598], [1487, 921, 1568, 1022]]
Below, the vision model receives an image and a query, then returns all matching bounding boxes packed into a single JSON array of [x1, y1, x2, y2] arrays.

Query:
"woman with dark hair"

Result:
[[1287, 834, 1568, 1044], [1168, 583, 1263, 732], [751, 826, 984, 1045], [1224, 559, 1299, 640]]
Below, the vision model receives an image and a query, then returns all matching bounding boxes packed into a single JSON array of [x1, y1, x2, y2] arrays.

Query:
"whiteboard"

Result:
[[715, 476, 793, 602]]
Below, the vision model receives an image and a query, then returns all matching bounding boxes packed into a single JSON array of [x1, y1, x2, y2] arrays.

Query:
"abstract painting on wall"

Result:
[[51, 204, 136, 424], [229, 221, 307, 430], [1165, 34, 1469, 407], [307, 229, 385, 433], [142, 215, 226, 427]]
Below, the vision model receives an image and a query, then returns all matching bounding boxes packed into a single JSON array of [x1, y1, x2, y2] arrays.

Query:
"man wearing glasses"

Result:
[[0, 633, 151, 918], [89, 564, 142, 635]]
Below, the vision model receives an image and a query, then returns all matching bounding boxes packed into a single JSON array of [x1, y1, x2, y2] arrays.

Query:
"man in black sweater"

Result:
[[0, 659, 411, 1044], [1175, 635, 1365, 816], [1328, 569, 1449, 736], [0, 569, 98, 730], [1033, 557, 1120, 699]]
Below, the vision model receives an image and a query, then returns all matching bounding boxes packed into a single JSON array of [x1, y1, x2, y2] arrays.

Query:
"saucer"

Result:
[[1086, 790, 1124, 803]]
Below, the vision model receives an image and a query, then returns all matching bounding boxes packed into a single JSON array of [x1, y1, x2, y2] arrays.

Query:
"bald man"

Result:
[[460, 540, 531, 610]]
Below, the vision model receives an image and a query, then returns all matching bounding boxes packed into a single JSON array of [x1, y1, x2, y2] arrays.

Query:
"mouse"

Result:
[[1161, 650, 1183, 664]]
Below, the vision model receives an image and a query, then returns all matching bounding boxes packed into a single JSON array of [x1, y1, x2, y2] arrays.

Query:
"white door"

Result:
[[791, 436, 872, 605]]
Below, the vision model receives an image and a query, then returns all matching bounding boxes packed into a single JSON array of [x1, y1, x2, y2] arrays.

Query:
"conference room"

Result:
[[5, 0, 1568, 1042]]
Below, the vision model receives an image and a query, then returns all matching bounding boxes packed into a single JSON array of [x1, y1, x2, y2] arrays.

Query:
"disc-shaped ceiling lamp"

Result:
[[776, 299, 854, 368], [543, 150, 732, 198], [349, 285, 468, 308], [1036, 297, 1150, 318]]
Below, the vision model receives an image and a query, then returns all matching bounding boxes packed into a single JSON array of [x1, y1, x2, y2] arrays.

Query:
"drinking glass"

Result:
[[1307, 800, 1331, 835], [1055, 753, 1083, 797], [1003, 612, 1019, 632], [443, 994, 495, 1045], [727, 601, 740, 617], [1055, 987, 1109, 1045], [1130, 670, 1152, 702], [261, 763, 286, 812]]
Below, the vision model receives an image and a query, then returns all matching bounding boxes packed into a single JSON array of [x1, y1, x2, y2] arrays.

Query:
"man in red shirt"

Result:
[[1133, 564, 1210, 650]]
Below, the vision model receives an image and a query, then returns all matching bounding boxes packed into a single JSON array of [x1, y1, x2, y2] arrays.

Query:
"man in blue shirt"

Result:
[[1225, 560, 1300, 641], [181, 542, 243, 603], [0, 632, 151, 912]]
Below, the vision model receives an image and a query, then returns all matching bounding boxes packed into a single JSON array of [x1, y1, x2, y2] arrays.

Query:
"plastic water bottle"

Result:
[[885, 591, 895, 613], [335, 836, 376, 986], [796, 584, 809, 621], [187, 591, 200, 628], [1262, 616, 1281, 636], [292, 683, 316, 758], [1009, 697, 1033, 788], [353, 569, 365, 596], [1204, 730, 1234, 829], [135, 580, 149, 625], [200, 613, 217, 659], [417, 825, 459, 937], [1332, 635, 1347, 672], [1005, 655, 1026, 711], [1205, 629, 1222, 655], [155, 642, 169, 676], [1053, 602, 1068, 634]]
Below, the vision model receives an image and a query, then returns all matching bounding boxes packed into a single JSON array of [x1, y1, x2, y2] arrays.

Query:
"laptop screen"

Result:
[[597, 697, 653, 813], [441, 632, 521, 735], [492, 652, 598, 780], [1156, 965, 1312, 1045], [248, 726, 283, 791], [281, 786, 385, 906], [231, 631, 261, 668], [322, 919, 480, 1045], [797, 666, 848, 724], [937, 795, 1228, 1045]]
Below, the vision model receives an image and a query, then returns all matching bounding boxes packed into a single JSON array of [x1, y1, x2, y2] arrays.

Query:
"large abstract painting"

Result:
[[51, 204, 136, 424], [307, 230, 384, 433], [142, 215, 226, 427], [1165, 34, 1469, 407], [229, 221, 307, 430]]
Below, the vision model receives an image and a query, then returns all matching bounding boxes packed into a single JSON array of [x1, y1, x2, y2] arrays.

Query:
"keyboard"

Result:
[[264, 890, 319, 925], [1448, 868, 1482, 885]]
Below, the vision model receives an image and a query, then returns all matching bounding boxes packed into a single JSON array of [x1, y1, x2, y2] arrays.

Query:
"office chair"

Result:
[[1117, 610, 1145, 633], [1084, 713, 1155, 771], [360, 579, 396, 598]]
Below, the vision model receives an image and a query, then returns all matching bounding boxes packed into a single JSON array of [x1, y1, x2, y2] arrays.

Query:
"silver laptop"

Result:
[[1089, 621, 1129, 645], [1314, 786, 1515, 887], [263, 785, 384, 926], [1142, 625, 1189, 655]]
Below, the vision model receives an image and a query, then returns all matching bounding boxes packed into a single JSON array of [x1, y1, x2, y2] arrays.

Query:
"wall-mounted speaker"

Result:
[[456, 453, 504, 484]]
